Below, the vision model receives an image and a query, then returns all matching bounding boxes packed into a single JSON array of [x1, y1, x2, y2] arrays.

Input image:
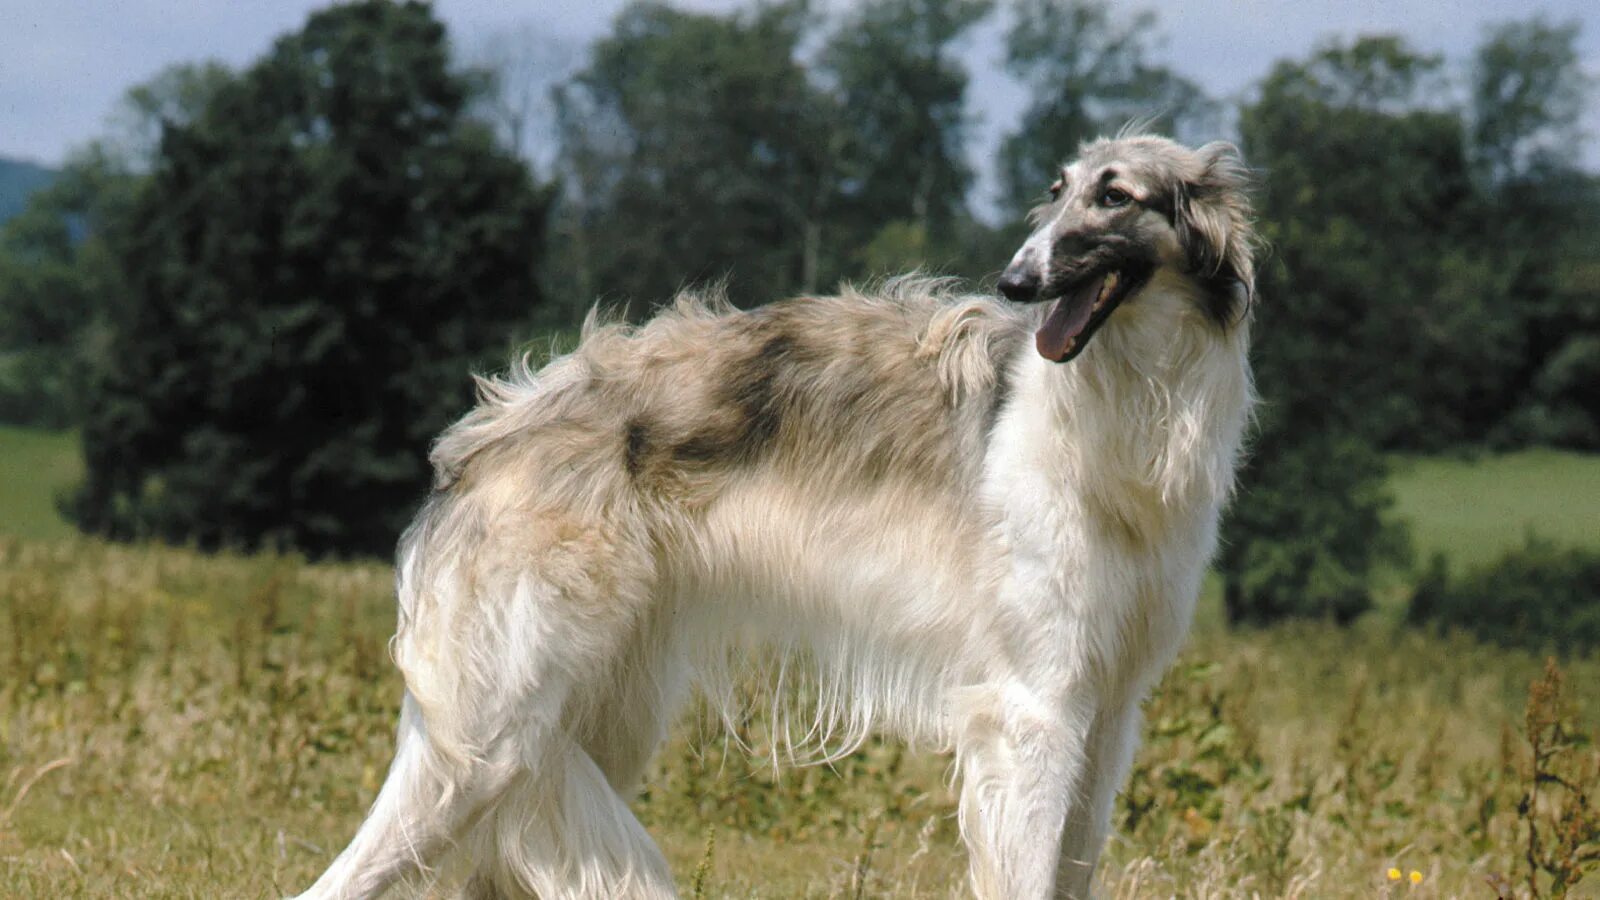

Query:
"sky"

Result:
[[3, 0, 1597, 212]]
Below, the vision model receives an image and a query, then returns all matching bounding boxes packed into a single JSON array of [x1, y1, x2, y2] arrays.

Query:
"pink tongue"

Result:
[[1035, 275, 1104, 361]]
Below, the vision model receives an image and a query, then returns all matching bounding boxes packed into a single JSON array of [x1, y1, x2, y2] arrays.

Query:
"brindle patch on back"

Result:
[[665, 296, 1007, 502], [669, 329, 801, 469], [622, 418, 655, 480]]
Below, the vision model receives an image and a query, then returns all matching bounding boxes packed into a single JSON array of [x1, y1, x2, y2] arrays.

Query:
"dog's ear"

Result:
[[1176, 141, 1257, 324]]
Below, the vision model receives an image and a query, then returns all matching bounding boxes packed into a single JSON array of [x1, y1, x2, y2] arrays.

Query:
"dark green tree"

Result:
[[1219, 420, 1411, 627], [0, 145, 138, 426], [553, 1, 839, 315], [107, 61, 235, 169], [1483, 164, 1600, 450], [1240, 36, 1506, 448], [1468, 18, 1600, 449], [1218, 37, 1449, 624], [0, 63, 225, 426], [66, 0, 550, 556], [820, 0, 992, 239], [996, 0, 1215, 215], [1470, 17, 1588, 185]]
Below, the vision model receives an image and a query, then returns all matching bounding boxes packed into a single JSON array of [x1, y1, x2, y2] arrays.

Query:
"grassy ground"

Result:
[[1389, 450, 1600, 569], [2, 437, 1597, 897], [0, 427, 79, 541]]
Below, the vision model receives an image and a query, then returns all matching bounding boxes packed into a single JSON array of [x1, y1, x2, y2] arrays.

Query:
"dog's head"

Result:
[[998, 136, 1257, 363]]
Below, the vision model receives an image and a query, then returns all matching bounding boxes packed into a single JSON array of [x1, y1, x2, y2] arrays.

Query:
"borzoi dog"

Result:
[[293, 135, 1258, 899]]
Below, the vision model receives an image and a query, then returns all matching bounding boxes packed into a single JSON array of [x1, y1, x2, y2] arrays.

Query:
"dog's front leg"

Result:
[[1052, 695, 1144, 898], [956, 683, 1098, 900]]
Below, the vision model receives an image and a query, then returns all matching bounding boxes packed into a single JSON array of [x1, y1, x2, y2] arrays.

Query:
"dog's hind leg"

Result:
[[294, 552, 634, 899], [461, 733, 679, 900], [290, 692, 527, 900], [461, 619, 688, 899]]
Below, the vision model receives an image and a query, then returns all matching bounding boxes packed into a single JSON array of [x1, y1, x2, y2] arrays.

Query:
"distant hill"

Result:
[[0, 156, 58, 225]]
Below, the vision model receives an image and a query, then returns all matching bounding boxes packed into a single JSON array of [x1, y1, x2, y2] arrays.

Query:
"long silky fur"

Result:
[[292, 136, 1258, 900]]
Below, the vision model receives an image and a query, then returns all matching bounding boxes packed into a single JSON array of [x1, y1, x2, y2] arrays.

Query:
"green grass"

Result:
[[1389, 449, 1600, 568], [0, 427, 79, 541]]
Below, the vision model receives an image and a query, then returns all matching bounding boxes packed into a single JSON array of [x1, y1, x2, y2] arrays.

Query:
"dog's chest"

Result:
[[977, 358, 1214, 685]]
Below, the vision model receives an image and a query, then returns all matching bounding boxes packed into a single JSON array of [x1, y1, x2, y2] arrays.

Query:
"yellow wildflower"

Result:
[[1409, 870, 1423, 885], [1387, 868, 1402, 882]]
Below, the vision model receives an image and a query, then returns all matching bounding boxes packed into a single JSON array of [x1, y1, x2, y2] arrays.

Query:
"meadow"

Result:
[[1389, 451, 1600, 571], [0, 426, 82, 541], [2, 432, 1597, 898]]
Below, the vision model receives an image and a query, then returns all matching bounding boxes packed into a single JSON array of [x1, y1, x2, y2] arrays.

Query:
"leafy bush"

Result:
[[1410, 538, 1600, 654], [0, 352, 78, 427], [1219, 433, 1412, 625], [1500, 336, 1600, 451]]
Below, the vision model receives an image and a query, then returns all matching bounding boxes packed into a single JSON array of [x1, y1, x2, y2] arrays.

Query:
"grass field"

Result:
[[2, 433, 1597, 898], [0, 427, 80, 541], [1390, 450, 1600, 569]]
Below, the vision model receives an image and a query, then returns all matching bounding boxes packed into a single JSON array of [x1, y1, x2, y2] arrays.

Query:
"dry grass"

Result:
[[1, 535, 1596, 898]]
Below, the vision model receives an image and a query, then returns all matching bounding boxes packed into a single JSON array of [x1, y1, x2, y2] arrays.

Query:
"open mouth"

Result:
[[1034, 267, 1147, 363]]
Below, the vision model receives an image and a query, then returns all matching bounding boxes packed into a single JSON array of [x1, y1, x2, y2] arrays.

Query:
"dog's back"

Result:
[[431, 280, 1023, 514]]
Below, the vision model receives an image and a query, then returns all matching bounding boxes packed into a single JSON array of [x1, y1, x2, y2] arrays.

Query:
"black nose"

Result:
[[997, 268, 1041, 302]]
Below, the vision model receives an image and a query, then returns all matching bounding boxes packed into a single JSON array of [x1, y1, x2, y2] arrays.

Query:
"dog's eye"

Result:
[[1048, 179, 1063, 200], [1100, 187, 1132, 208]]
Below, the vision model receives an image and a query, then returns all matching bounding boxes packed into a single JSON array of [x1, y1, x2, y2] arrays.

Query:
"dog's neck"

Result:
[[1018, 275, 1254, 542]]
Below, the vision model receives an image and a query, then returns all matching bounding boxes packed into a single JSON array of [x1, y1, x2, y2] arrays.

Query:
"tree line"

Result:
[[0, 0, 1592, 623]]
